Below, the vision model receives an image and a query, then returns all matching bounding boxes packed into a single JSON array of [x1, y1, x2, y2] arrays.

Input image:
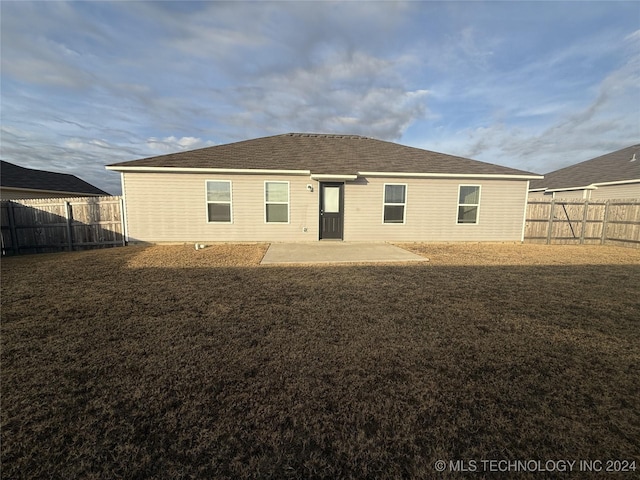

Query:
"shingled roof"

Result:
[[529, 144, 640, 191], [1, 160, 110, 196], [107, 133, 540, 177]]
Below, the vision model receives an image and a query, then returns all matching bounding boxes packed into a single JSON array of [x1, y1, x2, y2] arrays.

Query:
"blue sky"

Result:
[[1, 1, 639, 195]]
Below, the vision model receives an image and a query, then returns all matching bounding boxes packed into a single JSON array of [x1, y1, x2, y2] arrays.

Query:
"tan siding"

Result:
[[528, 183, 640, 202], [590, 183, 640, 200], [552, 190, 589, 200], [123, 172, 318, 242], [123, 172, 529, 242], [344, 177, 527, 241], [527, 191, 547, 199]]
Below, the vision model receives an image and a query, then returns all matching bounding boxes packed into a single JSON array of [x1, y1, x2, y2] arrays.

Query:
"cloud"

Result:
[[411, 22, 640, 173], [1, 128, 129, 194], [430, 26, 497, 73], [227, 51, 430, 140], [0, 2, 110, 89], [426, 43, 639, 174], [146, 136, 215, 153], [626, 29, 640, 42], [2, 1, 426, 147], [1, 128, 221, 194], [124, 1, 276, 75], [170, 21, 268, 59]]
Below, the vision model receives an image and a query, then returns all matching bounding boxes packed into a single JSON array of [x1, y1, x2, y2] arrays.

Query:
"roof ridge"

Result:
[[284, 132, 370, 140]]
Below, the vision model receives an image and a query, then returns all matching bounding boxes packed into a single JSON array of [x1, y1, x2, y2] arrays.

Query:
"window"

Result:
[[383, 184, 407, 224], [206, 181, 232, 223], [457, 185, 480, 224], [265, 181, 289, 223], [323, 186, 340, 213]]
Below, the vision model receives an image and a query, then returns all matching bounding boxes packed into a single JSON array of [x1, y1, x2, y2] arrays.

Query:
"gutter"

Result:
[[534, 178, 640, 193], [357, 171, 543, 180], [105, 166, 311, 175], [106, 165, 542, 180], [310, 174, 359, 181]]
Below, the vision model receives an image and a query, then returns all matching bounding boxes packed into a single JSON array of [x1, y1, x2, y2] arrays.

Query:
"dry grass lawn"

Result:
[[2, 243, 639, 479]]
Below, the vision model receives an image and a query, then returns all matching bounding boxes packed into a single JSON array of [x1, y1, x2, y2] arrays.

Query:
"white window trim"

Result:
[[205, 180, 233, 224], [264, 181, 290, 224], [456, 184, 481, 225], [382, 183, 407, 225]]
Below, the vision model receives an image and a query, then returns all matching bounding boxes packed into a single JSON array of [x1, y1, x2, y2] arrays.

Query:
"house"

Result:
[[1, 160, 110, 200], [528, 144, 640, 200], [106, 133, 542, 243]]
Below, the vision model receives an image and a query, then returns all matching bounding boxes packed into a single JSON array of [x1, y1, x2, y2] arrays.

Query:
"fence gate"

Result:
[[524, 199, 640, 248]]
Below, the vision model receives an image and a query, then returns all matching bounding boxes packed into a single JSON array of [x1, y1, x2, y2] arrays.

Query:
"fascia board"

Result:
[[546, 185, 597, 192], [106, 166, 311, 175], [591, 178, 640, 187], [310, 174, 359, 181], [358, 171, 543, 180]]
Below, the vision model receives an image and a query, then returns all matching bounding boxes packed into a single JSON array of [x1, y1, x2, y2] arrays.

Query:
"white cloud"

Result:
[[1, 133, 129, 195], [146, 136, 215, 153], [171, 23, 267, 58], [227, 51, 430, 140], [410, 23, 640, 174], [422, 46, 639, 174], [0, 2, 107, 89], [412, 25, 499, 77], [626, 29, 640, 42]]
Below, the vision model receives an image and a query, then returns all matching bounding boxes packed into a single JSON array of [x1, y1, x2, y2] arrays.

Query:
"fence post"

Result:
[[580, 200, 589, 244], [7, 202, 19, 255], [546, 199, 555, 245], [64, 201, 73, 252], [601, 200, 610, 245]]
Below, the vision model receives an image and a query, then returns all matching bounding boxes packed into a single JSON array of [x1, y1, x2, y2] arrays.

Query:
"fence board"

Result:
[[525, 198, 640, 248], [1, 196, 125, 255]]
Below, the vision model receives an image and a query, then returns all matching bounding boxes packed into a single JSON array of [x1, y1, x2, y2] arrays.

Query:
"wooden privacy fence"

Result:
[[524, 198, 640, 248], [1, 196, 125, 255]]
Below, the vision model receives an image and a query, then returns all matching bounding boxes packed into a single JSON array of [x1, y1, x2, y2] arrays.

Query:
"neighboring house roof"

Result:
[[1, 160, 110, 196], [529, 144, 640, 192], [107, 133, 541, 178]]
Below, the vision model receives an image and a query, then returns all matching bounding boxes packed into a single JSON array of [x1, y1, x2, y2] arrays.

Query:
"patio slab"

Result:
[[260, 242, 429, 265]]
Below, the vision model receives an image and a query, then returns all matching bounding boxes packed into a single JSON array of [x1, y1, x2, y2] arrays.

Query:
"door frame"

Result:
[[318, 182, 344, 240]]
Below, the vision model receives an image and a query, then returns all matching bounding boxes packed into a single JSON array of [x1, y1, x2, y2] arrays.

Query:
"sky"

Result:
[[1, 1, 639, 195]]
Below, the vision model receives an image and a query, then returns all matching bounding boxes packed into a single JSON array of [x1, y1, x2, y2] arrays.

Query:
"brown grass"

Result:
[[2, 244, 639, 479]]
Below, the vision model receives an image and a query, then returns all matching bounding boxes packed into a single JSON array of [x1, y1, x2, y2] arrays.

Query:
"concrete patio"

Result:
[[260, 242, 429, 265]]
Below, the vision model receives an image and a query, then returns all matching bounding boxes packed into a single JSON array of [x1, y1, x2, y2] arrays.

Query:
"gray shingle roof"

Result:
[[107, 133, 539, 177], [529, 144, 640, 191], [1, 161, 110, 196]]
